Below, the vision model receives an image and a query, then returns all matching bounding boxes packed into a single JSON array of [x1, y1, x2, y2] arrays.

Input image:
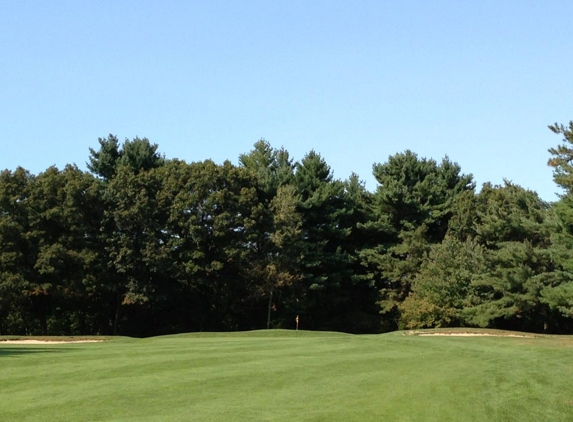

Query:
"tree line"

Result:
[[1, 122, 573, 336]]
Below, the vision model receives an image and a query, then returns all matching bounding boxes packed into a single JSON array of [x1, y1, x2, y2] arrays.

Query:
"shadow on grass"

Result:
[[0, 347, 72, 357]]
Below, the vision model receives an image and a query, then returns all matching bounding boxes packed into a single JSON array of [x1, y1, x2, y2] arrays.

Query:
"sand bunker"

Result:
[[413, 332, 533, 338], [1, 339, 103, 344]]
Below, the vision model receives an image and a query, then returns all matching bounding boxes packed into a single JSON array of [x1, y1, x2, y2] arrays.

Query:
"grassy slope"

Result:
[[1, 329, 572, 421]]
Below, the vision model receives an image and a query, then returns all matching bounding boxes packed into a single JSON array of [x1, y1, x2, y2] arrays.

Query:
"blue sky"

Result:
[[1, 1, 572, 201]]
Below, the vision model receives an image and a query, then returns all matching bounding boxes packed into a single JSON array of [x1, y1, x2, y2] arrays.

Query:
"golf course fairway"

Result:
[[1, 329, 572, 421]]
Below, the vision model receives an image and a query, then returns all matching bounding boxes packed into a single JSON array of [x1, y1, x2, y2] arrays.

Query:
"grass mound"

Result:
[[150, 328, 353, 340], [1, 329, 572, 421]]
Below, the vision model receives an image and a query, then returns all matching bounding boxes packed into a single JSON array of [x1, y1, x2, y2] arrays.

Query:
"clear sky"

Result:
[[2, 1, 572, 201]]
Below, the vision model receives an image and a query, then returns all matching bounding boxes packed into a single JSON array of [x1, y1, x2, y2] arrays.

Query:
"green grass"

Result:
[[1, 329, 573, 421]]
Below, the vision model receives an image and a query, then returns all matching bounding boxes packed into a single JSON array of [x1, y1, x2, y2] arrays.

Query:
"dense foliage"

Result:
[[1, 123, 573, 336]]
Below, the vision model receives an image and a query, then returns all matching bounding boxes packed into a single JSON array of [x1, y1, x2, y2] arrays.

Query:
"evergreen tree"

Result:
[[87, 135, 121, 181], [363, 151, 474, 329], [399, 236, 487, 329], [0, 168, 34, 334], [238, 140, 300, 328], [165, 160, 261, 331], [460, 183, 553, 332], [540, 122, 573, 330], [292, 151, 355, 331], [547, 121, 573, 195], [0, 166, 105, 335], [88, 135, 164, 181], [102, 164, 169, 335]]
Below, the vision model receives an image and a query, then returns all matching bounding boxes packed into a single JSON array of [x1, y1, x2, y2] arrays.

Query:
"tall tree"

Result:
[[363, 151, 474, 329], [292, 151, 355, 330], [88, 135, 164, 181], [165, 160, 262, 331], [103, 164, 169, 335], [238, 140, 300, 328], [1, 166, 106, 335], [0, 168, 34, 334], [547, 121, 573, 195], [540, 121, 573, 330], [338, 173, 382, 332], [261, 184, 303, 329], [239, 139, 295, 199], [87, 135, 122, 181], [399, 236, 487, 329], [460, 183, 552, 332]]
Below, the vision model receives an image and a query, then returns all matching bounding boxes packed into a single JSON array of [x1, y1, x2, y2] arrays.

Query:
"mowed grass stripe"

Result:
[[1, 331, 573, 421]]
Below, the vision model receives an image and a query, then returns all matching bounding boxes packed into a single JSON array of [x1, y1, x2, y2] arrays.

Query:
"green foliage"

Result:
[[0, 168, 34, 334], [362, 151, 474, 328], [164, 160, 262, 331], [292, 151, 358, 330], [87, 135, 121, 180], [463, 241, 551, 330], [548, 121, 573, 194], [458, 184, 553, 332], [4, 121, 573, 336], [371, 150, 474, 239], [399, 237, 487, 329], [0, 166, 105, 335], [238, 141, 300, 329], [540, 121, 573, 326], [541, 279, 573, 318], [87, 134, 164, 180], [539, 196, 573, 324], [474, 182, 549, 246], [239, 139, 294, 197], [104, 165, 167, 304]]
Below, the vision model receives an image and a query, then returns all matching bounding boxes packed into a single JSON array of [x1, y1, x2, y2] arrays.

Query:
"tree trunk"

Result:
[[266, 290, 273, 329], [113, 295, 121, 335]]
